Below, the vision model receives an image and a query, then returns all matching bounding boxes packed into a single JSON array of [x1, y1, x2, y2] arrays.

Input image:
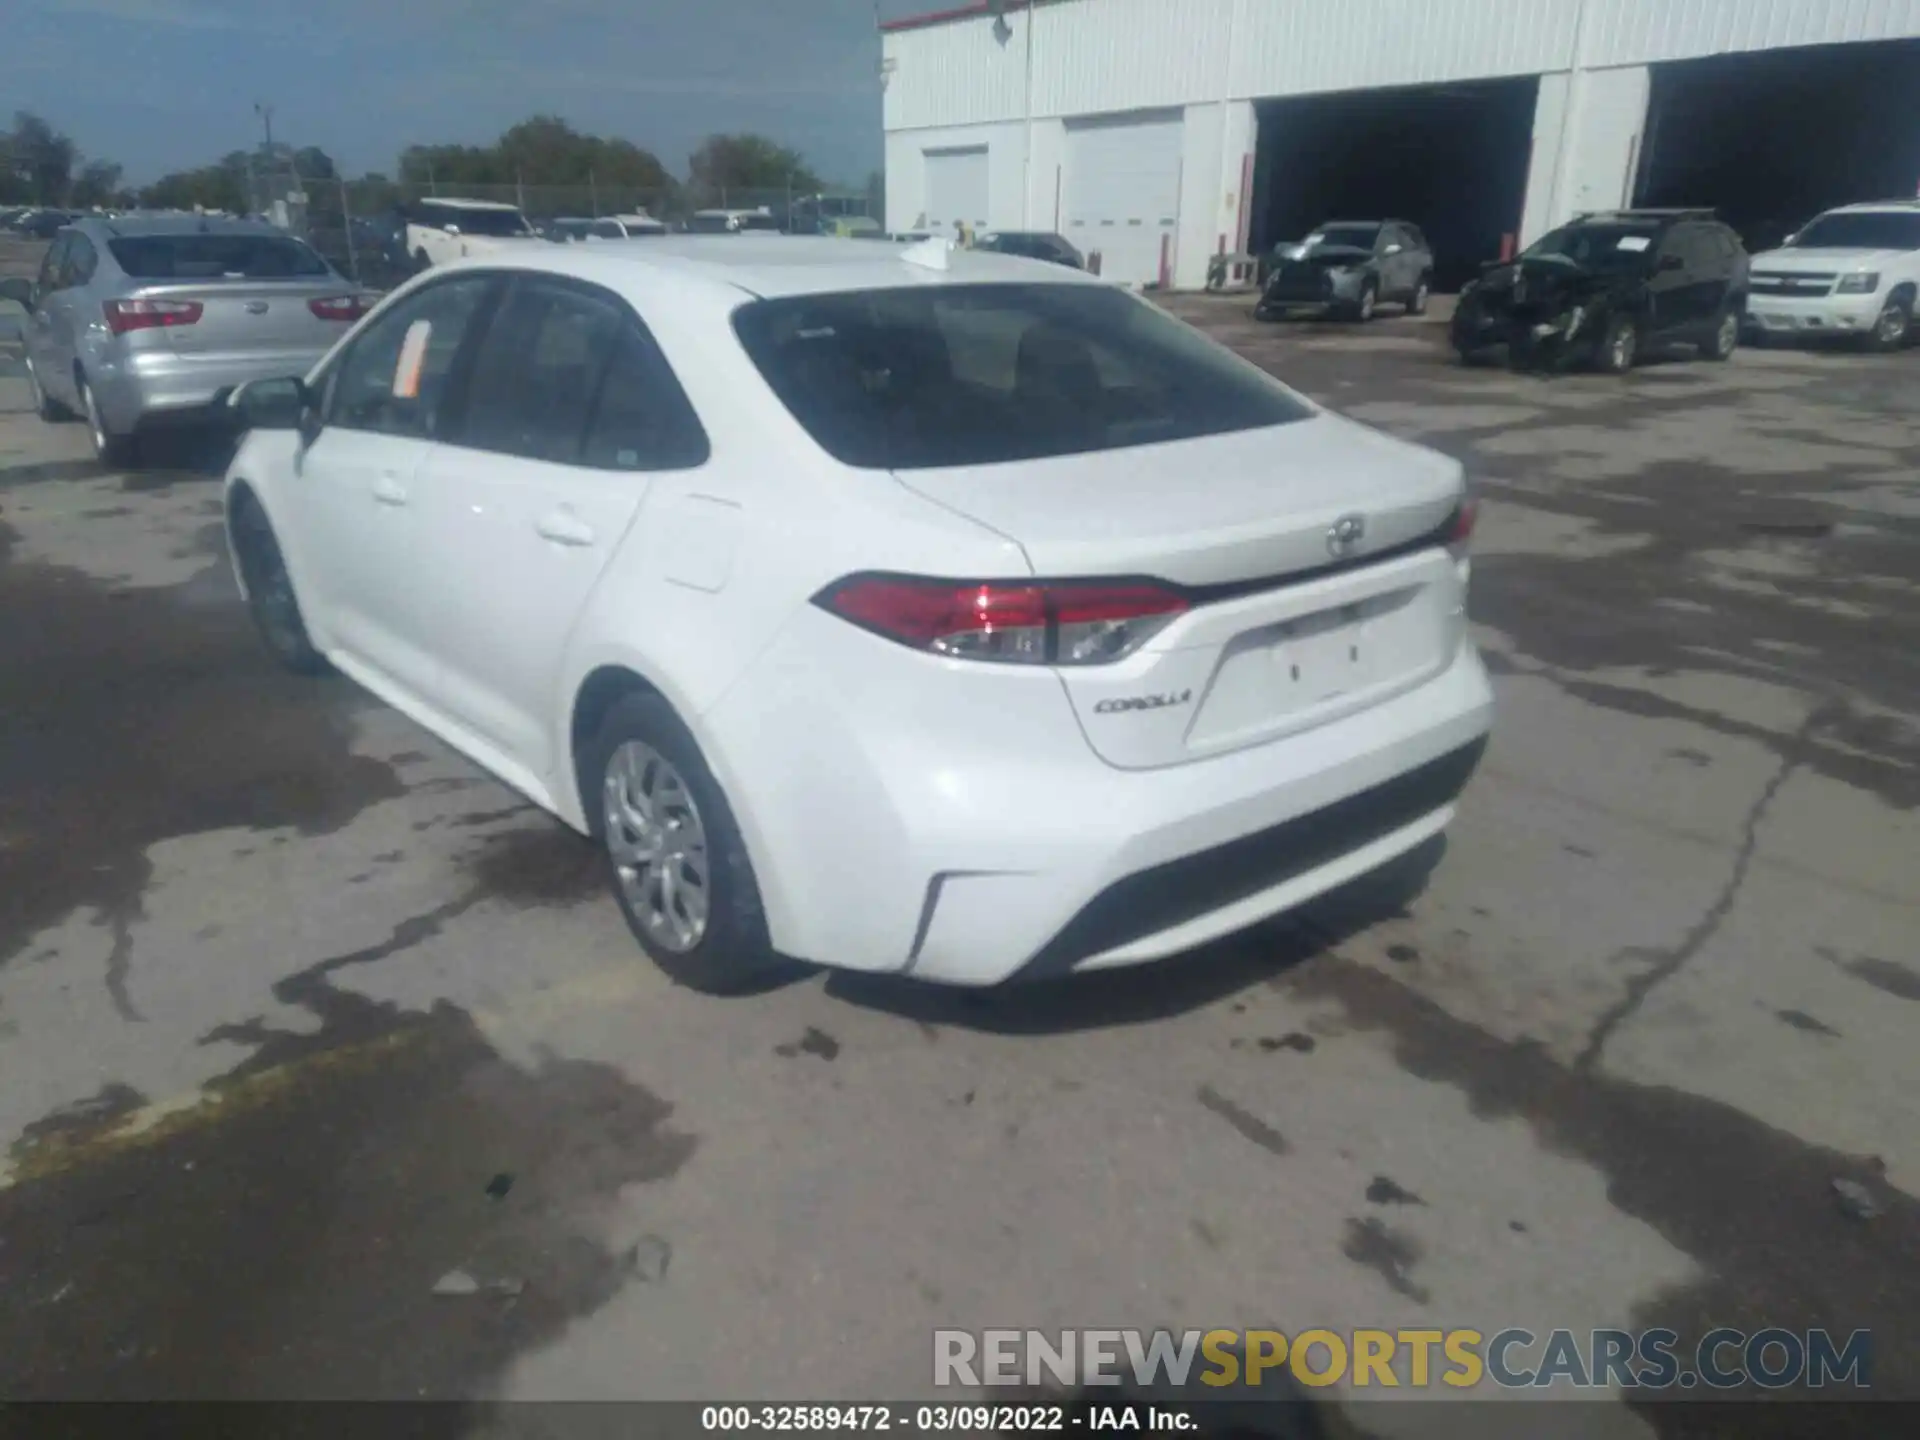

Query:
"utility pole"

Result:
[[254, 102, 276, 218]]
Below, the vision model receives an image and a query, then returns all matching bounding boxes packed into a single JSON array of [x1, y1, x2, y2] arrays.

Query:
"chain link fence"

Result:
[[238, 165, 878, 290]]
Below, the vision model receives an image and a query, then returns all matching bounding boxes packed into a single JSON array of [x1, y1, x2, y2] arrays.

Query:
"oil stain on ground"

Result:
[[0, 955, 698, 1403], [1278, 949, 1920, 1432]]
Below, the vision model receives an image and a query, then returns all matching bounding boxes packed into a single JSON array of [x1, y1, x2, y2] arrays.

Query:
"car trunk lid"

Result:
[[892, 414, 1470, 768], [130, 280, 362, 355]]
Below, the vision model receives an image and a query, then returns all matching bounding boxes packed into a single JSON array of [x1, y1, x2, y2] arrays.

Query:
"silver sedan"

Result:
[[0, 216, 372, 465]]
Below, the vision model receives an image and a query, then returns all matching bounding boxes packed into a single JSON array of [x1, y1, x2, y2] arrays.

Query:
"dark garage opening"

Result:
[[1251, 77, 1538, 291], [1637, 38, 1920, 253]]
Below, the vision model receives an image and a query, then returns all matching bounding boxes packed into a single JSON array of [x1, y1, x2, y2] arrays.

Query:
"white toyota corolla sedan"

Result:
[[223, 237, 1492, 992]]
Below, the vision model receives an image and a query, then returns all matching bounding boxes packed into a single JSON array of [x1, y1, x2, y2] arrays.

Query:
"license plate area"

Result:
[[1184, 584, 1447, 756], [1271, 603, 1375, 706]]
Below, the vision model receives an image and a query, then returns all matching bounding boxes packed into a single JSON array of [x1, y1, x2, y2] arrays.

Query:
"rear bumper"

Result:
[[1743, 291, 1882, 336], [84, 346, 328, 435], [704, 606, 1494, 987]]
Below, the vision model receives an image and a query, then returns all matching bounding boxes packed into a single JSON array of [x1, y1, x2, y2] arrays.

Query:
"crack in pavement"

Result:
[[1573, 702, 1835, 1074]]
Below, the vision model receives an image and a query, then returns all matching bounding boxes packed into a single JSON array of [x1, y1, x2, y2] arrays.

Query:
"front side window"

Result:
[[326, 275, 495, 439], [590, 220, 626, 240], [733, 282, 1313, 471], [1791, 211, 1920, 251]]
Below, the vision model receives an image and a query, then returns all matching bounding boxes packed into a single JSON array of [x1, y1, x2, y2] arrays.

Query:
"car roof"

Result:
[[421, 197, 524, 212], [434, 235, 1108, 301], [73, 215, 303, 239], [1826, 199, 1920, 214]]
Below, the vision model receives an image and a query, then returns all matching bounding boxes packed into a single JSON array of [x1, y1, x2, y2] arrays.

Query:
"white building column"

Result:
[[1520, 65, 1652, 245], [1174, 97, 1255, 289]]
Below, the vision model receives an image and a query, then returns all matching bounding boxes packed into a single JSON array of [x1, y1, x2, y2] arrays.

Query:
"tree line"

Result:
[[3, 110, 871, 219]]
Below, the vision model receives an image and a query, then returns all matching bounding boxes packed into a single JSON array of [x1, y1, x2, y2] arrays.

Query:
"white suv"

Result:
[[221, 239, 1492, 993], [1746, 201, 1920, 350], [405, 198, 543, 271]]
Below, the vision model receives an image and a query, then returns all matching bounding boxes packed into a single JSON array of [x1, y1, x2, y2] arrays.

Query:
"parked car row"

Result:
[[1250, 199, 1918, 374]]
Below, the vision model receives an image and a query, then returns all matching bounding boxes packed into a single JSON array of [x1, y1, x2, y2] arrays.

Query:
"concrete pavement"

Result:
[[0, 297, 1914, 1437]]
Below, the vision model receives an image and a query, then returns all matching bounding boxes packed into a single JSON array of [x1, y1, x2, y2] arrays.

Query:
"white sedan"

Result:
[[222, 237, 1492, 992]]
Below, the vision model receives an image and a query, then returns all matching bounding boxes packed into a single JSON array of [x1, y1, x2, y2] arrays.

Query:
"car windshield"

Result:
[[426, 206, 531, 237], [1523, 223, 1661, 271], [107, 233, 331, 279], [1790, 212, 1920, 251], [1306, 225, 1380, 253], [733, 282, 1313, 471]]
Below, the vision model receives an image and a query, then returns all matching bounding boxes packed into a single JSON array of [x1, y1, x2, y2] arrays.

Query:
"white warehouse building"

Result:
[[881, 0, 1920, 290]]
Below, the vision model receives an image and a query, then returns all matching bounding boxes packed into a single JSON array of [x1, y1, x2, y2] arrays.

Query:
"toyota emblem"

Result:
[[245, 300, 269, 314], [1326, 513, 1366, 558]]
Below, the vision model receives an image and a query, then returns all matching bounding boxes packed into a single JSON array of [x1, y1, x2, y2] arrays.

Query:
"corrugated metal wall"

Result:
[[884, 0, 1920, 132], [1032, 0, 1233, 117]]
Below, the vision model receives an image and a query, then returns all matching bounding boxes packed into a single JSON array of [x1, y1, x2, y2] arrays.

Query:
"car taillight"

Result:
[[308, 294, 373, 322], [814, 575, 1189, 666], [1447, 498, 1478, 554], [103, 298, 203, 335]]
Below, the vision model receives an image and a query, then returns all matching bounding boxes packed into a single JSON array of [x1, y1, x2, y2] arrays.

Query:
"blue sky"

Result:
[[9, 0, 927, 185]]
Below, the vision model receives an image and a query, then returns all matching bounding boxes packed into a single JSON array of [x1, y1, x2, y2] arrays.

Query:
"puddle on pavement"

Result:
[[0, 519, 406, 974], [0, 962, 697, 1402]]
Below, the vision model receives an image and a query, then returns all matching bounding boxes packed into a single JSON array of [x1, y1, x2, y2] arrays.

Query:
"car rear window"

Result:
[[732, 283, 1313, 470], [108, 234, 330, 280]]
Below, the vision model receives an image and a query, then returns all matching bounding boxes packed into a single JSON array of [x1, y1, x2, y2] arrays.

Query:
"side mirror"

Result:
[[227, 376, 310, 433], [1659, 253, 1685, 271], [1384, 243, 1403, 256], [443, 223, 461, 236], [1782, 232, 1800, 246], [0, 276, 34, 309]]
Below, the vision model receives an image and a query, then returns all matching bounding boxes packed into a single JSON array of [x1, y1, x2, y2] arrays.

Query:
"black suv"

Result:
[[1452, 209, 1749, 373]]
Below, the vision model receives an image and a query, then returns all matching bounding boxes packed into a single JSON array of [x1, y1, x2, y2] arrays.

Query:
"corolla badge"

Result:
[[1093, 690, 1193, 715], [1326, 513, 1366, 558]]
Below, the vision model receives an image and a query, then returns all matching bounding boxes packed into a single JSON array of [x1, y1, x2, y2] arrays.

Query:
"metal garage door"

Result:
[[1064, 110, 1184, 287], [925, 147, 989, 240]]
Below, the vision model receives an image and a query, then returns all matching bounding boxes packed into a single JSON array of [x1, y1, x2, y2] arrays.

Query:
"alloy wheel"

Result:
[[1717, 313, 1738, 354], [1610, 324, 1636, 370], [603, 740, 711, 954], [1876, 302, 1906, 346]]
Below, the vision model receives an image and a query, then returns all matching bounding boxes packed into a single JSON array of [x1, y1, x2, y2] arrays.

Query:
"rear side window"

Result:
[[108, 234, 330, 280], [459, 279, 624, 463], [68, 235, 99, 285], [582, 323, 710, 470], [733, 282, 1312, 470]]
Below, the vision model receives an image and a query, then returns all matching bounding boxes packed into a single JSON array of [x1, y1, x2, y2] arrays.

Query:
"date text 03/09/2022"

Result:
[[700, 1405, 1193, 1433]]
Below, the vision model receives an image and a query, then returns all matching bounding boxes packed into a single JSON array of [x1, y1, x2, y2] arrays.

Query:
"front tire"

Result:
[[1595, 315, 1638, 374], [589, 693, 778, 994], [25, 357, 69, 422], [230, 493, 327, 674], [78, 374, 137, 468], [1350, 280, 1378, 323], [1864, 293, 1912, 353], [1703, 306, 1740, 362]]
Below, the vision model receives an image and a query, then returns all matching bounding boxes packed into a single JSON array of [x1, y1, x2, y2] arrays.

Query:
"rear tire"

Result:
[[587, 692, 781, 995], [1703, 306, 1740, 362], [1864, 293, 1912, 353], [78, 374, 137, 468], [1406, 275, 1431, 316], [411, 247, 432, 275], [230, 493, 327, 674]]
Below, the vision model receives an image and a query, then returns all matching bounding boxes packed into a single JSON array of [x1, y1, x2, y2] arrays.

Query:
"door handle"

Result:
[[535, 509, 595, 547], [372, 473, 409, 506]]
